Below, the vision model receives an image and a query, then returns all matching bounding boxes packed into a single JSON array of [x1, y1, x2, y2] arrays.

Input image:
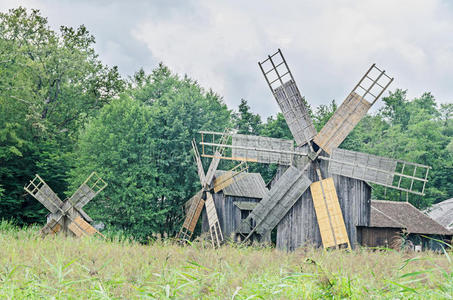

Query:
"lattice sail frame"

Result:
[[199, 131, 307, 165], [259, 49, 316, 146], [314, 64, 394, 154], [325, 148, 430, 196]]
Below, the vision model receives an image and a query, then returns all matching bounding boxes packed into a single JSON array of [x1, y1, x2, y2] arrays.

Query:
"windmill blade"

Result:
[[40, 217, 62, 236], [259, 49, 316, 146], [67, 216, 101, 237], [177, 190, 205, 241], [310, 178, 350, 249], [213, 162, 248, 193], [68, 172, 107, 209], [238, 166, 312, 240], [314, 64, 393, 154], [204, 129, 230, 187], [192, 139, 207, 187], [204, 150, 221, 187], [325, 148, 430, 195], [24, 175, 64, 214], [199, 131, 303, 165], [205, 192, 223, 247], [231, 134, 294, 165]]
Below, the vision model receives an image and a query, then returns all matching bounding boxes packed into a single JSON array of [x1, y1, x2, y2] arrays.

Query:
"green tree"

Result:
[[70, 65, 231, 239], [69, 95, 163, 241], [234, 99, 262, 135], [0, 7, 124, 223]]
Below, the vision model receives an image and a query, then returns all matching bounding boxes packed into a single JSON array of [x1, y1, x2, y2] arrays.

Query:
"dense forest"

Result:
[[1, 8, 452, 240]]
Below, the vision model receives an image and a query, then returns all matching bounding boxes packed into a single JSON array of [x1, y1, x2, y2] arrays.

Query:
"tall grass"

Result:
[[0, 222, 451, 299]]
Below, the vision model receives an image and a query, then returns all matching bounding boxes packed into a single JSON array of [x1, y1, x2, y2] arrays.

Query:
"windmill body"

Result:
[[274, 147, 371, 250], [201, 171, 269, 242], [181, 49, 430, 250], [24, 172, 107, 237]]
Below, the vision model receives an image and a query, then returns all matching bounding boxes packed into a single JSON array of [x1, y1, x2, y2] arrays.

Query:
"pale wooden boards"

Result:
[[213, 171, 235, 193], [241, 166, 311, 237], [310, 177, 350, 249], [205, 193, 223, 247], [24, 175, 63, 214], [181, 191, 205, 234], [68, 217, 99, 237], [274, 80, 317, 146], [314, 92, 371, 154]]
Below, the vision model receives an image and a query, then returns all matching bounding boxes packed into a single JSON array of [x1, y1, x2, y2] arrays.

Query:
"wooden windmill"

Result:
[[24, 172, 107, 237], [177, 135, 248, 247], [197, 49, 431, 249]]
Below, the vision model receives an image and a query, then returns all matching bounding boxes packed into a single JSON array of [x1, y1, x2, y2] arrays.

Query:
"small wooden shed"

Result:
[[202, 171, 269, 241], [358, 200, 452, 251]]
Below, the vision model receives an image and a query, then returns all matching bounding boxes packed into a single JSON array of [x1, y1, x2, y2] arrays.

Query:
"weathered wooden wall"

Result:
[[357, 227, 400, 248], [276, 147, 371, 250], [202, 194, 260, 240]]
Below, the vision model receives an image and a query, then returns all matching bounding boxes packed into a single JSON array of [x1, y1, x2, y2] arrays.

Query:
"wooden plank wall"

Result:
[[276, 146, 371, 251], [357, 227, 401, 248], [202, 194, 260, 241]]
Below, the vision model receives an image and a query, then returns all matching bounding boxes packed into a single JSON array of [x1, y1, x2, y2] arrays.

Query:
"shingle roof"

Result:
[[370, 200, 452, 235], [425, 198, 453, 230], [233, 201, 258, 211], [215, 170, 268, 199]]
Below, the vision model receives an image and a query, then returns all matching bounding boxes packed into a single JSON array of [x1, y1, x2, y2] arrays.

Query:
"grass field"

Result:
[[0, 221, 452, 299]]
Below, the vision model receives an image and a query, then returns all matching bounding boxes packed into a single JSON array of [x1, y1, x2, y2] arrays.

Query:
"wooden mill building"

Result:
[[202, 171, 269, 241], [358, 200, 452, 251], [274, 152, 371, 251]]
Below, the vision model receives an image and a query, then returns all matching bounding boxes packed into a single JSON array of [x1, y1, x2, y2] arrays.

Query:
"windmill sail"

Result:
[[310, 178, 350, 249], [213, 162, 248, 193], [24, 175, 63, 214], [192, 139, 206, 186], [314, 64, 393, 154], [68, 172, 107, 209], [177, 190, 205, 241], [327, 148, 430, 195], [239, 166, 311, 239], [231, 134, 294, 165], [68, 216, 100, 237], [259, 49, 316, 146], [205, 193, 223, 247]]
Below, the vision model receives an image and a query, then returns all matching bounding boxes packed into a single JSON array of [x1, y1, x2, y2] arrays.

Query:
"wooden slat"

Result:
[[40, 219, 61, 236], [68, 216, 99, 237], [24, 175, 63, 214], [273, 80, 317, 146], [181, 191, 205, 233], [310, 178, 350, 249], [314, 92, 371, 154], [205, 151, 221, 186], [205, 193, 223, 247], [192, 139, 206, 186], [69, 172, 107, 208], [238, 166, 311, 238]]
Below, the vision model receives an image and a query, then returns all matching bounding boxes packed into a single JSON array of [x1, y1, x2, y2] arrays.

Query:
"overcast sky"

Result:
[[2, 0, 453, 117]]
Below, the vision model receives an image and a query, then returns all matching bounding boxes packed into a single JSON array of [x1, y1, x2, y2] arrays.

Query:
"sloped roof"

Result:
[[370, 200, 452, 235], [425, 198, 453, 230], [233, 201, 258, 210], [215, 170, 268, 199]]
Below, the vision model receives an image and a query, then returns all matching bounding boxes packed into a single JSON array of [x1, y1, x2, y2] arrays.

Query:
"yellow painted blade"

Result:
[[68, 216, 101, 238], [310, 177, 350, 249]]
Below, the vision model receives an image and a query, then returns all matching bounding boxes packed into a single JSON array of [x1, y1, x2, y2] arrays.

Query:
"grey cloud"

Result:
[[1, 0, 452, 118]]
